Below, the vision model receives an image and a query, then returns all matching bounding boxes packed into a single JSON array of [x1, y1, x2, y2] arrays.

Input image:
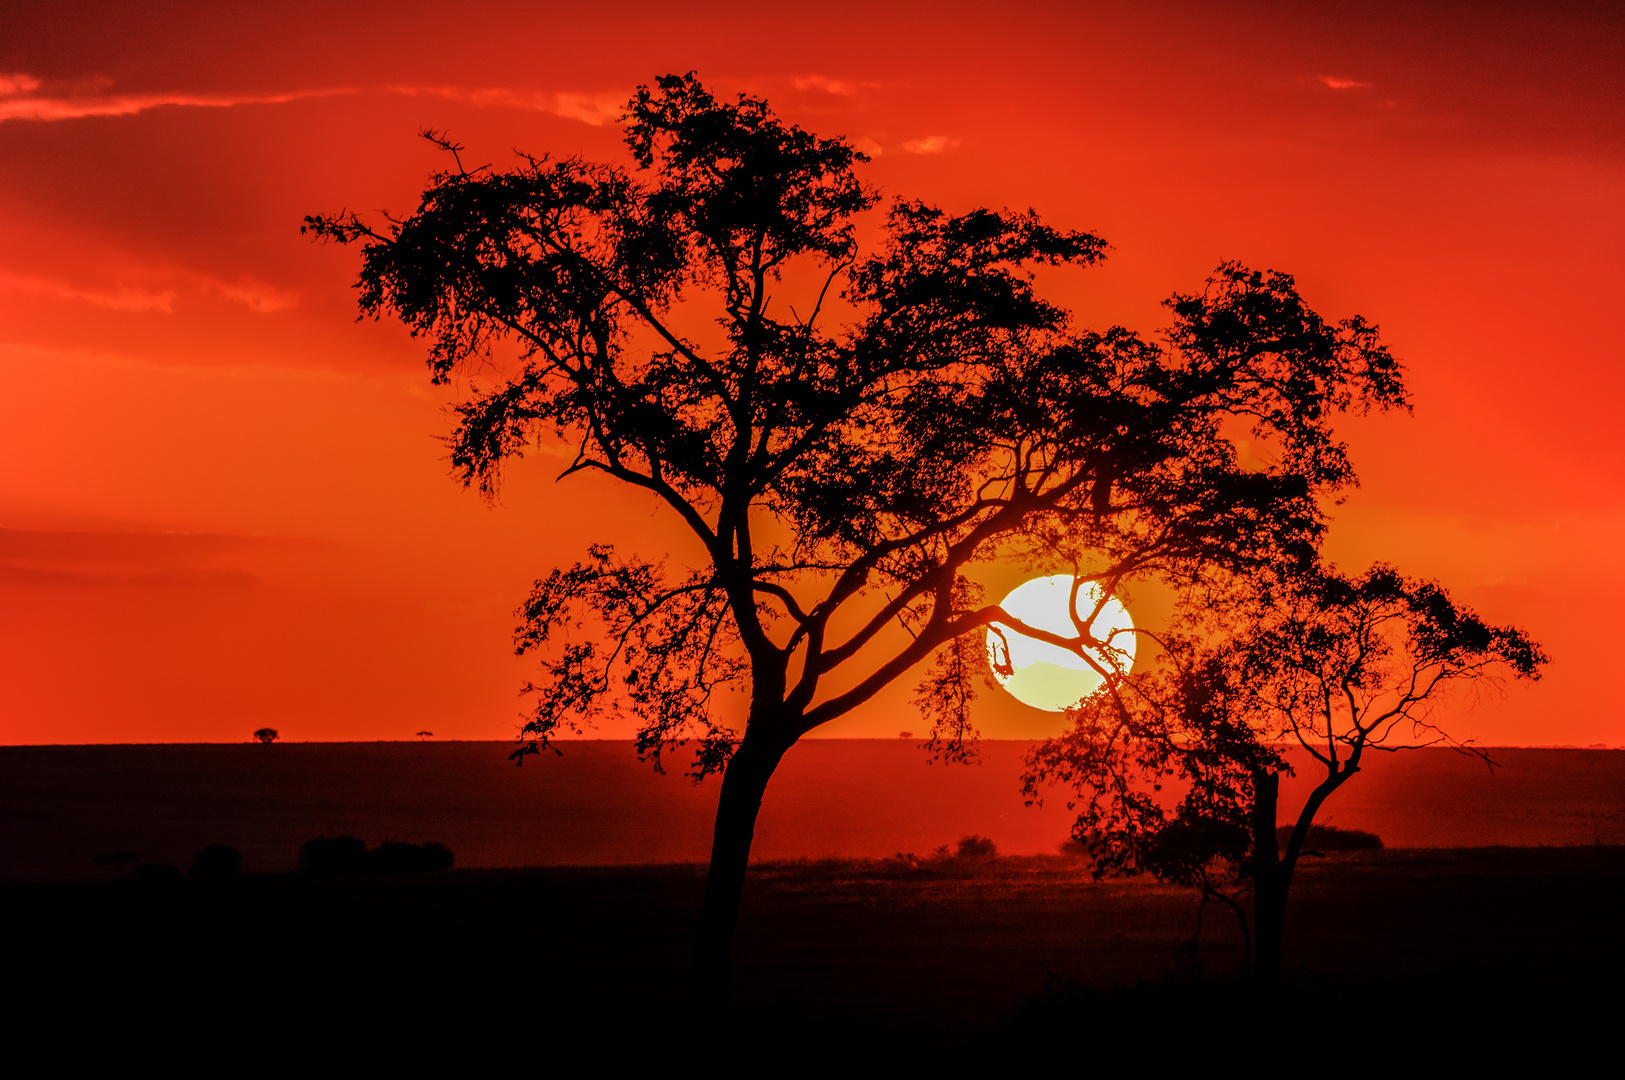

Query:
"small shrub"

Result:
[[190, 844, 243, 879], [369, 840, 455, 874], [299, 835, 369, 876], [1278, 824, 1383, 852], [132, 863, 181, 881], [299, 836, 455, 875], [955, 834, 998, 859], [883, 852, 920, 871], [253, 728, 279, 745], [92, 850, 139, 874]]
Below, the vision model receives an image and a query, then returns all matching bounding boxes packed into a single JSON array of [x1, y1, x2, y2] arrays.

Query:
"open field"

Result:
[[7, 847, 1622, 1059], [7, 741, 1621, 1059]]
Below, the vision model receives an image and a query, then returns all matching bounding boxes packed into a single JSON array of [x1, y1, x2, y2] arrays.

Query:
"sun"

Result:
[[986, 575, 1136, 712]]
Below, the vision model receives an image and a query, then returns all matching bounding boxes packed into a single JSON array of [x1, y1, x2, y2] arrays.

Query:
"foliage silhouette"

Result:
[[370, 840, 455, 873], [307, 72, 1406, 1001], [132, 862, 181, 881], [298, 836, 455, 876], [1024, 563, 1544, 984], [1278, 824, 1382, 853], [253, 728, 278, 745], [954, 834, 998, 859], [92, 850, 139, 875], [299, 835, 369, 876], [190, 844, 243, 879]]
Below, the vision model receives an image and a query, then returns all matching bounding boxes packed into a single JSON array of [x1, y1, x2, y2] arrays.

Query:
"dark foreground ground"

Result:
[[8, 847, 1623, 1062]]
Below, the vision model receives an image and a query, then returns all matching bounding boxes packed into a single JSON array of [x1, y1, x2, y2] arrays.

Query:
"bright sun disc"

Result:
[[986, 575, 1135, 712]]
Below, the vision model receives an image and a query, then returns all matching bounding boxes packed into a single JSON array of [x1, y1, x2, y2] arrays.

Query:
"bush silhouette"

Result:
[[132, 863, 181, 881], [370, 841, 455, 874], [253, 727, 278, 744], [955, 835, 998, 859], [1277, 824, 1383, 853], [92, 850, 139, 874], [299, 836, 455, 875], [190, 844, 243, 879], [299, 836, 369, 876]]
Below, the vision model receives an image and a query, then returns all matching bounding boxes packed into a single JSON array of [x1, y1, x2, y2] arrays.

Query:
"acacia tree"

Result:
[[1023, 564, 1546, 986], [305, 73, 1407, 1001]]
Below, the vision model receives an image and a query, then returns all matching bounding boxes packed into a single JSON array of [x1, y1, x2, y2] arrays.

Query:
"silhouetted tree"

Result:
[[955, 835, 998, 859], [1276, 823, 1382, 853], [306, 73, 1406, 1001], [132, 862, 181, 881], [297, 836, 455, 875], [190, 844, 243, 879], [299, 835, 369, 876], [1023, 564, 1545, 985], [92, 850, 139, 875], [369, 840, 455, 873], [253, 728, 278, 745]]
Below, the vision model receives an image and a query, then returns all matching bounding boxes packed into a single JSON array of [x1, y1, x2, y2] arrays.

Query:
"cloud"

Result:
[[792, 75, 882, 97], [388, 85, 625, 125], [1319, 75, 1373, 89], [902, 135, 959, 155], [0, 73, 628, 129], [0, 528, 316, 591], [0, 563, 258, 589], [207, 279, 300, 314], [553, 92, 624, 126], [0, 268, 298, 314], [0, 270, 177, 312], [0, 81, 353, 123], [0, 73, 42, 96]]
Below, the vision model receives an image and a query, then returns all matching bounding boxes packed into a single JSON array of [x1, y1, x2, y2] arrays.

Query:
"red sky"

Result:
[[1, 1, 1620, 746]]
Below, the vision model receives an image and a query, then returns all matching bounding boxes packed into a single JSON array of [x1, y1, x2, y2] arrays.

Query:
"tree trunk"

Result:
[[1250, 768, 1286, 989], [689, 730, 793, 1005]]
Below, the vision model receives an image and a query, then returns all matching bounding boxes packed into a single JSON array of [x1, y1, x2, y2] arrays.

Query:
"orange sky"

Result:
[[2, 1, 1620, 746]]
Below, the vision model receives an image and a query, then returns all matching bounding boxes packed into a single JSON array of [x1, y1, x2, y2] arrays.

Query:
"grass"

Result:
[[6, 847, 1622, 1059]]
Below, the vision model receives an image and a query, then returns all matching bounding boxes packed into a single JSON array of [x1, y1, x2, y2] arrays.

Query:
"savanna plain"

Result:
[[5, 741, 1622, 1060]]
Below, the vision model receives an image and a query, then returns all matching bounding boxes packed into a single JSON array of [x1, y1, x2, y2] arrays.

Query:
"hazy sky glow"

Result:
[[1, 1, 1619, 745]]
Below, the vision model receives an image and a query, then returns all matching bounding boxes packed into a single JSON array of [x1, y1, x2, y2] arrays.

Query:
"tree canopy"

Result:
[[306, 72, 1411, 999], [307, 73, 1405, 770]]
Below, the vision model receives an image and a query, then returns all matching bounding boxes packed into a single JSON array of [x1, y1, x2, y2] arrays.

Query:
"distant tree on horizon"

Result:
[[253, 728, 278, 745], [307, 72, 1408, 1003], [370, 840, 455, 874], [189, 844, 243, 880], [955, 834, 998, 859], [299, 835, 368, 876], [298, 835, 454, 875], [1277, 823, 1382, 853], [92, 850, 139, 875], [132, 862, 181, 881]]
